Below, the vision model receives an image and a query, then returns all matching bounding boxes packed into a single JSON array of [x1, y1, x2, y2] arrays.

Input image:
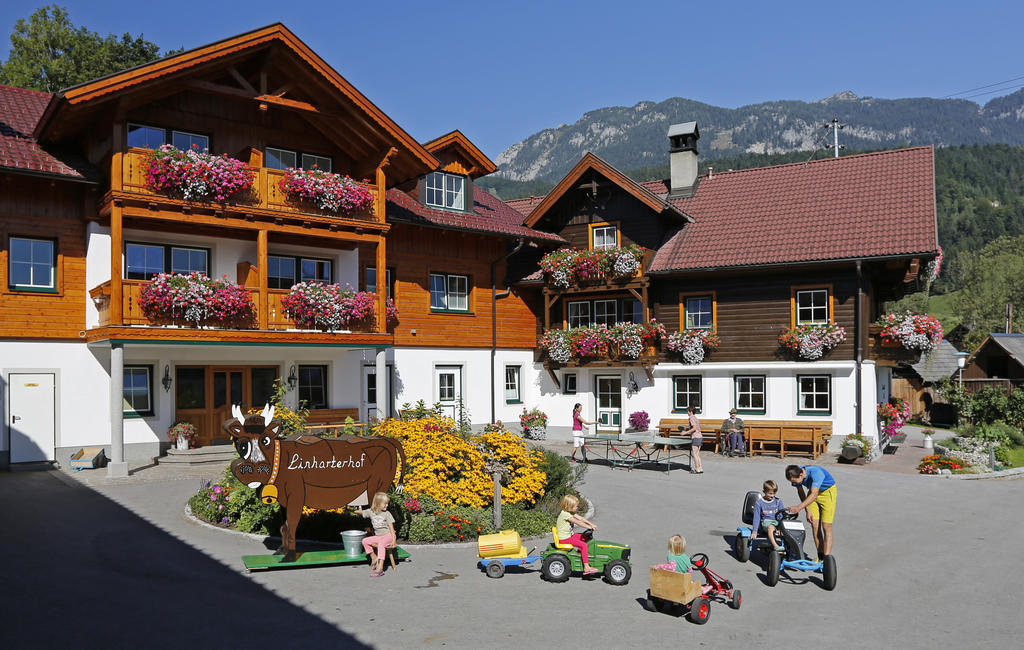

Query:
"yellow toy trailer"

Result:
[[477, 530, 542, 578]]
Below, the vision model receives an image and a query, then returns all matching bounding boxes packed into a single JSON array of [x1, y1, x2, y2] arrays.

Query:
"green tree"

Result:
[[951, 235, 1024, 349], [0, 5, 177, 92]]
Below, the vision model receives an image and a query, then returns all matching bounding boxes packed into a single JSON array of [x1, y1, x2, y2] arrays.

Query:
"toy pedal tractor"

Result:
[[734, 490, 837, 590], [540, 527, 632, 585]]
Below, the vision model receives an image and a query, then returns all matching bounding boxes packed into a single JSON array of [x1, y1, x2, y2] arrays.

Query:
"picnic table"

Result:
[[580, 432, 692, 474]]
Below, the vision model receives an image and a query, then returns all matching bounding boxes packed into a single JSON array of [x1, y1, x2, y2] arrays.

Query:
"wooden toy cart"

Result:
[[645, 567, 711, 624]]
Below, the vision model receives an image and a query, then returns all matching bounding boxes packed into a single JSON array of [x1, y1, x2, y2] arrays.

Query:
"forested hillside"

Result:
[[481, 144, 1024, 296]]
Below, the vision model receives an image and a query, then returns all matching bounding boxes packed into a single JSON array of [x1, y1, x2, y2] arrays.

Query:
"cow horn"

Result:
[[260, 403, 275, 425], [232, 404, 245, 427]]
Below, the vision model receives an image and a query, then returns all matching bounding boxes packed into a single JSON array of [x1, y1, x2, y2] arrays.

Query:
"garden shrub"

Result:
[[969, 387, 1010, 424]]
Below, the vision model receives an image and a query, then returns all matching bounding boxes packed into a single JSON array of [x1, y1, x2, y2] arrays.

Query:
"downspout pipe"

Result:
[[491, 238, 526, 423], [855, 260, 863, 435]]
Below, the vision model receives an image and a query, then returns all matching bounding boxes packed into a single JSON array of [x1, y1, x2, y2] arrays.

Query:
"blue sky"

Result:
[[3, 0, 1023, 158]]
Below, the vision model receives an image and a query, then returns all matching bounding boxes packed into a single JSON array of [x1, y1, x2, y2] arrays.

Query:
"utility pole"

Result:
[[824, 118, 845, 158]]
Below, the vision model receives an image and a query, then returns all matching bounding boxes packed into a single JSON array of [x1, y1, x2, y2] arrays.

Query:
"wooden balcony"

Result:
[[113, 148, 382, 224], [868, 325, 923, 367], [88, 279, 390, 345], [541, 249, 655, 292]]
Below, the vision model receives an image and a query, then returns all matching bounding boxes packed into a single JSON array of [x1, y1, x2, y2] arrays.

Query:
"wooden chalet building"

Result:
[[505, 124, 939, 444]]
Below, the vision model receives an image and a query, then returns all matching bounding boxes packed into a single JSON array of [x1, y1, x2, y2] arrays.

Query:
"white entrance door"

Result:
[[434, 366, 462, 419], [595, 375, 622, 433], [362, 365, 393, 421], [9, 373, 56, 463]]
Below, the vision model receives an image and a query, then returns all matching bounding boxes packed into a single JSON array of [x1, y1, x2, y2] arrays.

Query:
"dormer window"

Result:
[[425, 172, 465, 210]]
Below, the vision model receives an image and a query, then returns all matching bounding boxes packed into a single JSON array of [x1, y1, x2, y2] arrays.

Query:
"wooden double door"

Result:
[[175, 365, 280, 446]]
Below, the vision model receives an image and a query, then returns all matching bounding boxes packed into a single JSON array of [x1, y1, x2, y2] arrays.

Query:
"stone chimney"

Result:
[[668, 121, 700, 197]]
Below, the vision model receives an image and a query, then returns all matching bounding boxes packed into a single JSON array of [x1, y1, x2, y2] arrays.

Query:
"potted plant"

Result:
[[168, 421, 197, 450], [921, 428, 935, 451], [878, 398, 911, 441], [666, 329, 721, 364], [277, 167, 375, 215], [875, 312, 944, 353], [628, 411, 650, 433], [839, 432, 873, 461], [519, 407, 548, 440], [778, 323, 846, 360]]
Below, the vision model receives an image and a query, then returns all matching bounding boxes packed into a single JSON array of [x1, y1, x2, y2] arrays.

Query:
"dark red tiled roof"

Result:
[[505, 195, 546, 216], [386, 186, 565, 243], [0, 85, 98, 181], [644, 147, 938, 272]]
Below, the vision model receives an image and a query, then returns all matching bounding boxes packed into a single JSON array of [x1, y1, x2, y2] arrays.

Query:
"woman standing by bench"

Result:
[[679, 406, 704, 475]]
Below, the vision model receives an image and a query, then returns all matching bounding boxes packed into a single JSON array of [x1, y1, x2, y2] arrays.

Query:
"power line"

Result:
[[941, 74, 1024, 98], [958, 84, 1024, 101]]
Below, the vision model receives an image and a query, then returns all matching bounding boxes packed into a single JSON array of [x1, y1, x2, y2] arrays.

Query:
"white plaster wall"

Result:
[[85, 222, 111, 327]]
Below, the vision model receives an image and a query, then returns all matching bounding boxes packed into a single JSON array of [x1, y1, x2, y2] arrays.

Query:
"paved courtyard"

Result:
[[2, 429, 1022, 649]]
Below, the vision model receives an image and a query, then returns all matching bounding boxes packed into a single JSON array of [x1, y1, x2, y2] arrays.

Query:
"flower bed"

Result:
[[666, 329, 721, 364], [145, 144, 254, 202], [138, 272, 254, 327], [539, 245, 646, 288], [280, 282, 397, 332], [539, 321, 663, 364], [277, 167, 374, 215], [778, 323, 846, 360], [875, 312, 944, 353], [918, 454, 962, 474]]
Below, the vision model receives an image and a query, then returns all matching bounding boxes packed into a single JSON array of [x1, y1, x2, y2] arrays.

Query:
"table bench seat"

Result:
[[657, 416, 832, 459]]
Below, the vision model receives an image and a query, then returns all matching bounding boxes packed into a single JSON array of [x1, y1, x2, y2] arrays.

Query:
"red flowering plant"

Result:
[[666, 329, 721, 364], [918, 454, 962, 474], [280, 282, 397, 332], [570, 325, 610, 358], [138, 272, 254, 327], [778, 323, 846, 360], [539, 245, 646, 288], [878, 398, 911, 440], [145, 144, 254, 203], [875, 311, 944, 353], [277, 167, 374, 215]]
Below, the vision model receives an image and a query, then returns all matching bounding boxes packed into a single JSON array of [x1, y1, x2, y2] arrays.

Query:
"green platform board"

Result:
[[243, 546, 411, 571]]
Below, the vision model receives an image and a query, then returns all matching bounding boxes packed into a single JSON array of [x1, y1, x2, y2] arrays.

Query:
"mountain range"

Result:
[[492, 89, 1024, 183]]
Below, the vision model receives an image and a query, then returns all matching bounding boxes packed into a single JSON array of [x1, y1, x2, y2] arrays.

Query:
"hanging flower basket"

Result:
[[924, 247, 943, 283], [666, 329, 721, 364], [277, 167, 375, 215], [280, 283, 397, 332], [145, 145, 254, 203], [138, 273, 255, 327], [875, 312, 943, 353], [778, 323, 846, 360], [538, 245, 646, 288]]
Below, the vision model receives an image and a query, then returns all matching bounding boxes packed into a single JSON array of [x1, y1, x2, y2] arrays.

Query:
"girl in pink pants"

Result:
[[360, 492, 396, 576]]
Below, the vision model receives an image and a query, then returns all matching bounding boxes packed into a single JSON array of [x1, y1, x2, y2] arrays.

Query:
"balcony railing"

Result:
[[867, 325, 923, 365], [89, 279, 375, 333], [115, 148, 381, 223], [541, 248, 654, 291]]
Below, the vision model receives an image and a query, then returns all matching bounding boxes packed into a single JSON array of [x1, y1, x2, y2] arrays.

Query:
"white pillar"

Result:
[[375, 347, 388, 420], [107, 343, 128, 477]]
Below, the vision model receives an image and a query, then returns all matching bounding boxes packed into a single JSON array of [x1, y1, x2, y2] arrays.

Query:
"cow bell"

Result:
[[260, 484, 279, 505]]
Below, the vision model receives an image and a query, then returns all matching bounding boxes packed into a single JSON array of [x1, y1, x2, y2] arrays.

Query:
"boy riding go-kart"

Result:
[[734, 491, 837, 590]]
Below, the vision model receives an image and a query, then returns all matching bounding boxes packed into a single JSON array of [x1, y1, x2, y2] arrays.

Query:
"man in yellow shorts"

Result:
[[785, 464, 838, 558]]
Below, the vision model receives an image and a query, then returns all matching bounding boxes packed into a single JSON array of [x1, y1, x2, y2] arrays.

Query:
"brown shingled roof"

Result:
[[0, 85, 97, 181], [386, 186, 565, 244], [505, 195, 545, 216], [643, 146, 938, 272]]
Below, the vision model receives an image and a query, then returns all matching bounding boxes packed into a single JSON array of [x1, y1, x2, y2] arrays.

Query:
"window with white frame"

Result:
[[592, 225, 617, 250], [171, 130, 209, 152], [568, 301, 591, 328], [127, 124, 209, 151], [593, 299, 618, 326], [429, 273, 469, 311], [300, 258, 332, 284], [267, 255, 297, 289], [124, 242, 208, 280], [8, 237, 56, 290], [797, 375, 831, 414], [266, 147, 297, 170], [123, 365, 153, 417], [298, 364, 328, 409], [364, 266, 394, 298], [425, 172, 466, 210], [796, 288, 829, 324], [685, 295, 713, 330], [672, 375, 702, 412], [301, 153, 332, 172], [563, 373, 577, 394], [504, 366, 521, 403], [735, 375, 766, 414]]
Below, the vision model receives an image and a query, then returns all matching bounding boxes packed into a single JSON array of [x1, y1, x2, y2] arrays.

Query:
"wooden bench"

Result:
[[658, 417, 831, 458], [656, 417, 724, 453], [304, 408, 365, 437]]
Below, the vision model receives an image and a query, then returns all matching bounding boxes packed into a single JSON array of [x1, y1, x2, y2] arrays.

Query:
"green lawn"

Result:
[[928, 291, 960, 331], [1002, 445, 1024, 468]]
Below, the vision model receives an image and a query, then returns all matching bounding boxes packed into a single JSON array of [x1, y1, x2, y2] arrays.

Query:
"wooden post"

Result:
[[257, 229, 269, 329], [110, 204, 123, 325], [493, 471, 502, 530], [375, 165, 386, 225], [375, 237, 386, 333]]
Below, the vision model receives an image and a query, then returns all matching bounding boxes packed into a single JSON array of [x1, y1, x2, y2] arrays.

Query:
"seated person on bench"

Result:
[[720, 408, 746, 456]]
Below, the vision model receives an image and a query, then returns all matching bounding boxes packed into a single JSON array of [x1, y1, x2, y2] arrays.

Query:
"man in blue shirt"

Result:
[[785, 464, 838, 558]]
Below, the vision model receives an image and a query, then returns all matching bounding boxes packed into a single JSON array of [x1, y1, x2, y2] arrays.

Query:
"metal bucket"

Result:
[[341, 530, 367, 557]]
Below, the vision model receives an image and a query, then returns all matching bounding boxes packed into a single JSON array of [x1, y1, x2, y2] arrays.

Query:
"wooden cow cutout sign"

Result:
[[224, 404, 405, 560]]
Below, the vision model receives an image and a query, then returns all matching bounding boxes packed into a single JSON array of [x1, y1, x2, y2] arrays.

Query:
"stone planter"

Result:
[[840, 445, 863, 461], [175, 436, 190, 451], [522, 426, 547, 440]]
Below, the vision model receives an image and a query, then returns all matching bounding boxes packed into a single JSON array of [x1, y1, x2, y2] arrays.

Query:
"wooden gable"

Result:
[[34, 23, 438, 185], [422, 130, 497, 179]]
